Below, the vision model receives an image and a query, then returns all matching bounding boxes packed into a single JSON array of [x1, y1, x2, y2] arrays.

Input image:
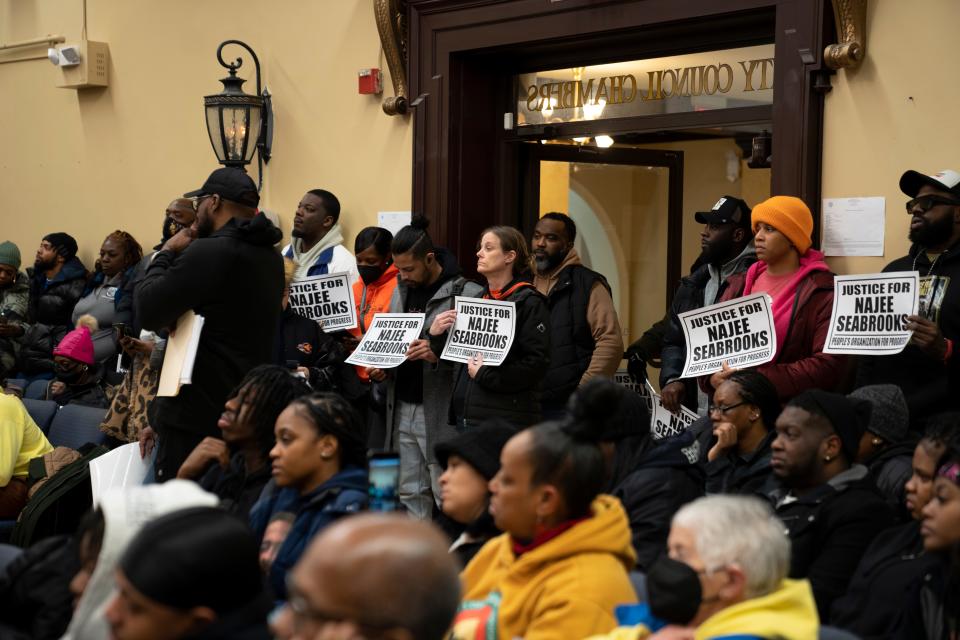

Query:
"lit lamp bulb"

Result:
[[595, 135, 614, 148], [582, 98, 606, 120]]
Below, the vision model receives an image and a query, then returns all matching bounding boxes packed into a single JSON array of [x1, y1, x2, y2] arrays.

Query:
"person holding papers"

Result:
[[136, 168, 284, 482], [705, 196, 844, 402], [430, 226, 550, 431]]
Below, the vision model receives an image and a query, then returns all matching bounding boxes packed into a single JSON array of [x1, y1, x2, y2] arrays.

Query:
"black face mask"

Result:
[[645, 556, 705, 625], [162, 216, 185, 243], [358, 264, 386, 286], [55, 363, 85, 384]]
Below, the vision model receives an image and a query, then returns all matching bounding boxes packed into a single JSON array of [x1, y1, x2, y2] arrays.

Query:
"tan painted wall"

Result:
[[0, 0, 411, 269], [822, 0, 960, 275]]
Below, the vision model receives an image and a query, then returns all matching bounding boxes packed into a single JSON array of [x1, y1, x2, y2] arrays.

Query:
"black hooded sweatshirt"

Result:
[[136, 215, 283, 439], [856, 241, 960, 427]]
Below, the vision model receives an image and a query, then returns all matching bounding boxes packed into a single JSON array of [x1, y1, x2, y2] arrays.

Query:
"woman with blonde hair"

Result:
[[429, 225, 550, 429]]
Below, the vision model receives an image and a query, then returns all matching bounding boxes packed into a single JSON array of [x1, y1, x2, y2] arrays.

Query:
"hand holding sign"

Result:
[[824, 272, 919, 355], [906, 315, 947, 359], [440, 297, 517, 367], [406, 339, 438, 363], [288, 272, 358, 333], [429, 309, 457, 336], [345, 313, 426, 369], [678, 294, 776, 379]]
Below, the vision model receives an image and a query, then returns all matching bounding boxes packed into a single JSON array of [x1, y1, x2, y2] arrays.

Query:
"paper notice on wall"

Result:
[[614, 370, 653, 413], [440, 297, 516, 366], [377, 211, 412, 236], [822, 197, 885, 256], [646, 381, 699, 441], [824, 272, 919, 355], [678, 293, 776, 378], [288, 272, 358, 332], [345, 313, 426, 368]]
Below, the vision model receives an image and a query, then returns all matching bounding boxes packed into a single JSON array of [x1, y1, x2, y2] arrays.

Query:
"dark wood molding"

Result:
[[407, 0, 830, 264]]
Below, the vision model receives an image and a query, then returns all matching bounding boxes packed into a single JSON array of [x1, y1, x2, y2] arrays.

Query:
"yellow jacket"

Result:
[[0, 394, 53, 486], [451, 495, 638, 640], [586, 579, 819, 640]]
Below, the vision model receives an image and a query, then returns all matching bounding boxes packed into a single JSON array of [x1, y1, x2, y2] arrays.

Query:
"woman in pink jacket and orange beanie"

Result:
[[704, 196, 847, 403]]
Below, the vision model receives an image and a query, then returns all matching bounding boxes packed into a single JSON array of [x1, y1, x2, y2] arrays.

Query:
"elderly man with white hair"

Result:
[[589, 495, 819, 640]]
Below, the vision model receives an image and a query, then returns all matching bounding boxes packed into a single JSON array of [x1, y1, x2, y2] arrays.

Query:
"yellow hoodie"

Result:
[[0, 394, 53, 486], [451, 495, 638, 640], [586, 579, 819, 640]]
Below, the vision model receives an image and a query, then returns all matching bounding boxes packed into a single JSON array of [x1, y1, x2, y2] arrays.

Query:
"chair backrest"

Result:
[[4, 377, 27, 393], [24, 379, 49, 400], [20, 398, 59, 433], [819, 626, 861, 640], [47, 404, 108, 449]]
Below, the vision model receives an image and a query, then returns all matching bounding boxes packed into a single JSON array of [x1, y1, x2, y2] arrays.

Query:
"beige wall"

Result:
[[822, 0, 960, 275], [0, 0, 411, 269]]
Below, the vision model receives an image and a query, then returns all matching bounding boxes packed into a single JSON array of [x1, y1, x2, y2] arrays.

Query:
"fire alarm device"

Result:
[[358, 68, 382, 95]]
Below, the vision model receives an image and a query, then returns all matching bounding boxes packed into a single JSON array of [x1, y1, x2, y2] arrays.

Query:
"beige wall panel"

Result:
[[0, 0, 411, 269]]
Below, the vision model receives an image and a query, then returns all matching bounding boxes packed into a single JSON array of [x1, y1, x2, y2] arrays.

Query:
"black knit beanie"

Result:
[[435, 420, 517, 481], [43, 232, 78, 260], [789, 389, 871, 464], [119, 507, 264, 614]]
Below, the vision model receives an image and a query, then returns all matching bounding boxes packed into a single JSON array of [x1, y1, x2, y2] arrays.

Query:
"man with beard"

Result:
[[531, 213, 622, 419], [136, 168, 284, 481], [281, 188, 359, 284], [856, 169, 960, 428], [658, 196, 756, 413], [17, 233, 89, 375]]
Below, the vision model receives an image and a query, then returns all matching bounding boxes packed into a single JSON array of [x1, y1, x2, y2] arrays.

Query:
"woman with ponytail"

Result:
[[430, 226, 550, 429], [450, 417, 637, 640]]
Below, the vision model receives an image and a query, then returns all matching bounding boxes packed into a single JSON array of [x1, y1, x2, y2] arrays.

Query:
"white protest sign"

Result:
[[679, 293, 776, 378], [288, 272, 357, 332], [824, 272, 919, 355], [615, 370, 653, 414], [440, 297, 516, 367], [646, 381, 699, 441], [345, 313, 426, 368]]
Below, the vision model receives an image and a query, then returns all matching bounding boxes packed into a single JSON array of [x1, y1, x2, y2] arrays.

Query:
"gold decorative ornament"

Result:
[[824, 0, 867, 70], [374, 0, 408, 115]]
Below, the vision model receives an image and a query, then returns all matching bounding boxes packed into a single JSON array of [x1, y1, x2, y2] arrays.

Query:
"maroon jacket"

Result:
[[701, 270, 847, 402]]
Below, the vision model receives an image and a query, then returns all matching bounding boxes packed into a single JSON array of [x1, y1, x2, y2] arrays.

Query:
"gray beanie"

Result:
[[0, 241, 20, 270], [849, 384, 909, 444]]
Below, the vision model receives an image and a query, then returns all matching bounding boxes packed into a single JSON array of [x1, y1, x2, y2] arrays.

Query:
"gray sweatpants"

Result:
[[396, 400, 442, 520]]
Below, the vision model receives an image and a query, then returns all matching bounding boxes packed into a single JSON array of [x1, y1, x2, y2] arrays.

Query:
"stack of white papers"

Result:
[[157, 311, 205, 397]]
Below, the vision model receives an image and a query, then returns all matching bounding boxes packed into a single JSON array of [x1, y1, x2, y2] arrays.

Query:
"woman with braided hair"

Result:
[[72, 230, 143, 364], [249, 392, 369, 602]]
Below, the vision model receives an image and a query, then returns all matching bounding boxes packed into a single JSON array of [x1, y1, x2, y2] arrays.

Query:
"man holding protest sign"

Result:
[[531, 213, 623, 419], [136, 168, 284, 481], [856, 169, 960, 426], [380, 218, 483, 519], [282, 188, 359, 284], [659, 196, 756, 413]]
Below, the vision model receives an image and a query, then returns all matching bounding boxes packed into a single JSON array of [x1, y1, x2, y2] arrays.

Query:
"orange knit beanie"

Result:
[[751, 196, 814, 255]]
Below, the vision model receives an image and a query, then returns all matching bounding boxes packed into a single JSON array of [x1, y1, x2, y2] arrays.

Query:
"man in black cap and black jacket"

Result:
[[856, 168, 960, 429], [766, 389, 895, 623], [137, 168, 283, 482], [657, 196, 756, 413]]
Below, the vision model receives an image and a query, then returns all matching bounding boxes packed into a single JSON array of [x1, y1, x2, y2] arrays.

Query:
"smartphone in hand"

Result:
[[368, 452, 401, 512]]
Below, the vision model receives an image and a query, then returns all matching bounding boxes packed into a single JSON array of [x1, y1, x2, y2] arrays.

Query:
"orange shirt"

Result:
[[349, 264, 400, 381]]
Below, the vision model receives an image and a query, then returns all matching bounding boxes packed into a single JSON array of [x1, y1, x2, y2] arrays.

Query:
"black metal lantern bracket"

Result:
[[205, 40, 273, 189]]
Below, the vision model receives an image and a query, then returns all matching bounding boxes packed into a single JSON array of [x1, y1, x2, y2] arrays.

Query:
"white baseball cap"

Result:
[[899, 169, 960, 198]]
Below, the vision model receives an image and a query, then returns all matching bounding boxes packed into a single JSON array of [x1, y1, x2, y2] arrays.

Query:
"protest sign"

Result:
[[440, 297, 516, 366], [824, 271, 919, 355], [646, 381, 699, 441], [345, 313, 426, 368], [288, 272, 357, 332], [615, 370, 653, 413], [678, 293, 776, 378]]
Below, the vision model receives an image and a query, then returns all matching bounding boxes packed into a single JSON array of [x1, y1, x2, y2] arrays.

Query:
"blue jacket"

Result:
[[249, 466, 368, 601]]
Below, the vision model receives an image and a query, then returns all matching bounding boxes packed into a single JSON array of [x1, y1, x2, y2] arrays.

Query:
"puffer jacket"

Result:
[[443, 281, 550, 428], [707, 268, 846, 402], [26, 258, 88, 328], [0, 272, 29, 374]]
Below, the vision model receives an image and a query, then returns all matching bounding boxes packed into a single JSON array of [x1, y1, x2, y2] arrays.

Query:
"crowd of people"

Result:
[[0, 164, 958, 639]]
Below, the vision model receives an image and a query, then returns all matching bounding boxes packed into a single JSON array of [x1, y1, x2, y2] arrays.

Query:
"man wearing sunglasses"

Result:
[[856, 169, 960, 429], [136, 168, 284, 482]]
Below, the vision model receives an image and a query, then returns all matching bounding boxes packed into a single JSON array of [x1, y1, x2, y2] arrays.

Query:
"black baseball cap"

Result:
[[184, 167, 260, 208], [899, 169, 960, 199], [694, 196, 752, 228]]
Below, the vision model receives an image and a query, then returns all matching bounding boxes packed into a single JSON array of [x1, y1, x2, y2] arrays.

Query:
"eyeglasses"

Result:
[[286, 582, 397, 636], [190, 194, 214, 211], [905, 195, 960, 214], [708, 401, 747, 415]]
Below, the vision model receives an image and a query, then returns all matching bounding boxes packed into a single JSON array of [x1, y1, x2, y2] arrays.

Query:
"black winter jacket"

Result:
[[700, 427, 776, 495], [767, 465, 896, 623], [865, 440, 916, 522], [27, 257, 88, 328], [539, 264, 610, 411], [136, 215, 284, 439], [830, 520, 936, 639], [660, 250, 756, 412], [0, 534, 79, 640], [272, 306, 364, 398], [447, 282, 550, 428], [857, 241, 960, 428]]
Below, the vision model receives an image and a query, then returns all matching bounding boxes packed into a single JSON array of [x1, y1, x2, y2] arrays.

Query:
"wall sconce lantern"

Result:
[[204, 40, 272, 178]]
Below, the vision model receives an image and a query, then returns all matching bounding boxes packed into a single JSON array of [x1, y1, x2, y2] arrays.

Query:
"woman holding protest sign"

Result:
[[429, 226, 550, 429], [704, 196, 845, 402]]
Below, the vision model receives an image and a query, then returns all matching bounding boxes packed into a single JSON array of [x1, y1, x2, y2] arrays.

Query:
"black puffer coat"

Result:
[[27, 258, 88, 328]]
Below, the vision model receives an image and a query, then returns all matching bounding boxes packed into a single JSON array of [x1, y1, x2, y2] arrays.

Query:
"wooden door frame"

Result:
[[521, 144, 684, 308], [406, 0, 833, 271]]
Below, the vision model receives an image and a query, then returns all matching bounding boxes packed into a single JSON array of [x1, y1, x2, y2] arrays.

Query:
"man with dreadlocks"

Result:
[[71, 230, 143, 365], [177, 364, 311, 519]]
